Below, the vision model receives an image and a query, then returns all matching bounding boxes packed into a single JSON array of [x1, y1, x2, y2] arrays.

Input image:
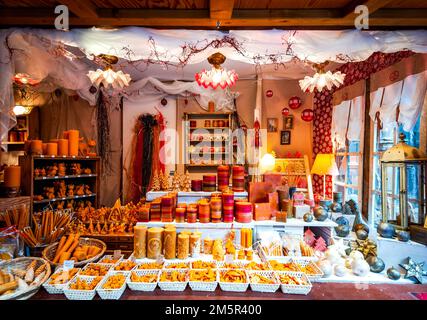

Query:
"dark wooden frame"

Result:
[[280, 130, 291, 145]]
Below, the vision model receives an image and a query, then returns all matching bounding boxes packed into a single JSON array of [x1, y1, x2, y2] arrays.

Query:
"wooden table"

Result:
[[32, 282, 427, 300]]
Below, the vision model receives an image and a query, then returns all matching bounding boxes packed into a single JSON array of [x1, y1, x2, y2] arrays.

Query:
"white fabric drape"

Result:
[[369, 70, 427, 131], [332, 95, 364, 150]]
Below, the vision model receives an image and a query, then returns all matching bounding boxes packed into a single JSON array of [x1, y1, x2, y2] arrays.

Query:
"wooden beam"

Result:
[[342, 0, 395, 18], [58, 0, 98, 18], [210, 0, 235, 20], [0, 8, 426, 28]]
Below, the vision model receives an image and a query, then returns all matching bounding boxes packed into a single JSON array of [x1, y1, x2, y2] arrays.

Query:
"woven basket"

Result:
[[0, 257, 51, 300], [218, 269, 249, 292], [292, 259, 324, 282], [42, 237, 106, 268], [127, 270, 159, 292], [276, 271, 312, 295], [247, 270, 280, 293], [97, 272, 127, 300], [63, 275, 103, 300], [43, 267, 81, 294]]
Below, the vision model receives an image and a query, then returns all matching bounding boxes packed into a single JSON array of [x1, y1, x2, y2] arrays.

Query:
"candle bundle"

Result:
[[177, 233, 189, 259], [133, 225, 147, 258], [0, 204, 29, 230], [232, 166, 245, 192], [163, 226, 177, 259], [222, 190, 234, 223], [161, 196, 173, 222], [217, 165, 230, 191], [147, 227, 164, 259], [210, 197, 222, 223], [149, 199, 161, 221], [235, 202, 253, 223], [202, 175, 216, 192], [187, 204, 198, 223], [198, 199, 210, 223], [191, 179, 202, 191], [240, 228, 253, 249]]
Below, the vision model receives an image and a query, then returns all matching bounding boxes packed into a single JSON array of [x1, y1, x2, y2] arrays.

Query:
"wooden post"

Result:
[[362, 78, 372, 220]]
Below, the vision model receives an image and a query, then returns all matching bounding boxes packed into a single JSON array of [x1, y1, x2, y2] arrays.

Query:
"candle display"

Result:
[[147, 227, 164, 259], [164, 227, 177, 259], [133, 225, 147, 259], [4, 166, 21, 188], [177, 233, 190, 259], [57, 139, 69, 156], [46, 142, 58, 156]]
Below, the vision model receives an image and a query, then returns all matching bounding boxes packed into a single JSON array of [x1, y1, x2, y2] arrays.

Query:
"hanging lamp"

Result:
[[87, 54, 131, 89], [195, 52, 238, 90], [299, 61, 345, 93]]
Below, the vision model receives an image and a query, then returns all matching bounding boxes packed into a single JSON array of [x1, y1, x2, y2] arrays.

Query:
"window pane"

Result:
[[347, 155, 359, 185], [377, 124, 395, 152], [372, 193, 382, 226], [407, 164, 420, 200], [373, 155, 381, 191], [348, 140, 360, 153], [398, 117, 420, 148], [347, 187, 358, 203], [336, 155, 346, 183]]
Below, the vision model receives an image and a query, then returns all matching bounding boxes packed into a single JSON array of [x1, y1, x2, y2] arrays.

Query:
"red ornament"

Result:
[[301, 108, 314, 122], [288, 96, 302, 109], [265, 90, 273, 98], [161, 98, 168, 106], [254, 119, 260, 148], [281, 107, 290, 116], [184, 99, 188, 105]]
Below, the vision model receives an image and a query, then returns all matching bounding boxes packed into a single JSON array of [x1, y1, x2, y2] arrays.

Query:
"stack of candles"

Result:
[[198, 199, 210, 223], [175, 203, 187, 223], [191, 179, 202, 191], [161, 196, 174, 222], [232, 166, 245, 192], [187, 204, 198, 223], [202, 174, 216, 192], [217, 165, 230, 191], [222, 190, 234, 223], [235, 201, 253, 223], [149, 199, 161, 221], [163, 225, 177, 259], [210, 196, 222, 223]]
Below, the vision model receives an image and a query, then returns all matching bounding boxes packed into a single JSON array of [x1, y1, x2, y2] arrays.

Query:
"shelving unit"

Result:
[[1, 115, 29, 152], [184, 112, 235, 173], [19, 155, 100, 214]]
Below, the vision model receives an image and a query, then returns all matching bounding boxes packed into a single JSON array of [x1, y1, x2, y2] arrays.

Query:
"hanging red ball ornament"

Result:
[[281, 107, 290, 116], [161, 98, 168, 106], [288, 96, 302, 109], [266, 90, 273, 98], [184, 99, 188, 105], [301, 108, 314, 122]]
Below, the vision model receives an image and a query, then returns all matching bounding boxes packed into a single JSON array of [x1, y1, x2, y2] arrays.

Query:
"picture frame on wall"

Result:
[[267, 118, 278, 132], [280, 130, 291, 145], [283, 115, 294, 130]]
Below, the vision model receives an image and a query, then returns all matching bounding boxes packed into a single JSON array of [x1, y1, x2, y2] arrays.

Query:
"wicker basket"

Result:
[[158, 269, 188, 292], [79, 263, 113, 277], [97, 272, 127, 300], [292, 259, 324, 282], [247, 270, 280, 293], [0, 257, 51, 300], [276, 271, 312, 295], [218, 269, 249, 292], [63, 275, 103, 300], [42, 237, 106, 268], [127, 270, 159, 292], [43, 267, 81, 294], [188, 269, 218, 292], [98, 254, 124, 264]]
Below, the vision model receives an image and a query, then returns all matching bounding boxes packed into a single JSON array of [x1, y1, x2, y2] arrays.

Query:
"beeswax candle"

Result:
[[147, 227, 164, 259], [133, 225, 147, 259]]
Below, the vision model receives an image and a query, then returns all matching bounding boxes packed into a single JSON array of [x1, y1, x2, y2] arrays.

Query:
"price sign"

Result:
[[63, 260, 74, 271], [113, 250, 121, 260], [156, 254, 165, 265], [225, 254, 234, 263]]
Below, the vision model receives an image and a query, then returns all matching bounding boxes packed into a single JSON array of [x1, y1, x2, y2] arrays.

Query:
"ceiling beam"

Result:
[[58, 0, 98, 18], [210, 0, 235, 20], [342, 0, 395, 18], [0, 8, 426, 28]]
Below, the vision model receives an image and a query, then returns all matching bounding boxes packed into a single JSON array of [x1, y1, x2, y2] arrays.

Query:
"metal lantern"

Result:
[[380, 133, 427, 231]]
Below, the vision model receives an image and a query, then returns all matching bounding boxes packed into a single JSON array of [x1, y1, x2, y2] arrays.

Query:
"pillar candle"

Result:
[[67, 129, 79, 156], [163, 227, 177, 259], [46, 142, 58, 156], [133, 225, 147, 259], [187, 205, 198, 223], [42, 143, 48, 155], [190, 232, 201, 257], [198, 200, 210, 223], [191, 179, 202, 191], [147, 227, 164, 259], [30, 140, 43, 155], [4, 166, 21, 188], [177, 233, 189, 259], [203, 237, 214, 254], [57, 139, 69, 156], [175, 207, 186, 223]]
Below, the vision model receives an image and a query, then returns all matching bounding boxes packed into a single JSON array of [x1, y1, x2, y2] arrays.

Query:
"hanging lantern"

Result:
[[266, 90, 273, 98], [301, 108, 314, 122], [195, 52, 238, 90], [288, 96, 302, 109], [87, 54, 131, 90], [299, 61, 346, 93], [281, 107, 290, 116], [161, 98, 168, 106]]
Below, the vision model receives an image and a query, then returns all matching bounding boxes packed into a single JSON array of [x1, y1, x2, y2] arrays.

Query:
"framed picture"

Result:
[[267, 118, 278, 132], [280, 130, 291, 145], [283, 115, 294, 130]]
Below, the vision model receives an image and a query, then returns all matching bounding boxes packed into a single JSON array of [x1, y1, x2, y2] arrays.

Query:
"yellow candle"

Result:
[[147, 227, 164, 259], [164, 227, 177, 259], [133, 225, 147, 259], [177, 233, 189, 259]]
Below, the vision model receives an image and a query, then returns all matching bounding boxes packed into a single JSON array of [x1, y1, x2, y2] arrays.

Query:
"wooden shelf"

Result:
[[1, 142, 25, 145], [34, 174, 97, 181], [33, 193, 96, 204], [32, 155, 100, 160], [186, 164, 224, 167], [189, 127, 229, 130]]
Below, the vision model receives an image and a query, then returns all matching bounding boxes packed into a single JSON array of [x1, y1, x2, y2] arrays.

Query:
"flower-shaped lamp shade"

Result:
[[87, 69, 131, 89], [195, 67, 238, 90], [311, 154, 339, 176], [299, 71, 346, 93]]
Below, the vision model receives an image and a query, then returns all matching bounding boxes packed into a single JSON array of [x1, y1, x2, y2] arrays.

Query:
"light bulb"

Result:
[[260, 153, 276, 173]]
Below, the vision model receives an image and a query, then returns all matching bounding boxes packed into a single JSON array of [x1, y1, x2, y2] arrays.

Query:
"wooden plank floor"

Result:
[[32, 282, 427, 300]]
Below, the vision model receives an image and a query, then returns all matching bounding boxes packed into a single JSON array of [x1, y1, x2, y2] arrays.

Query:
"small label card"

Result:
[[225, 254, 234, 263], [63, 260, 74, 271], [113, 250, 121, 260]]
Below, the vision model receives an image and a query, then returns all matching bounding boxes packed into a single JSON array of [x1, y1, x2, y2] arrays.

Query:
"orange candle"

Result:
[[24, 140, 32, 154], [42, 143, 48, 155], [67, 130, 79, 156], [57, 139, 69, 156], [46, 143, 58, 156], [4, 166, 21, 188], [30, 140, 43, 155]]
